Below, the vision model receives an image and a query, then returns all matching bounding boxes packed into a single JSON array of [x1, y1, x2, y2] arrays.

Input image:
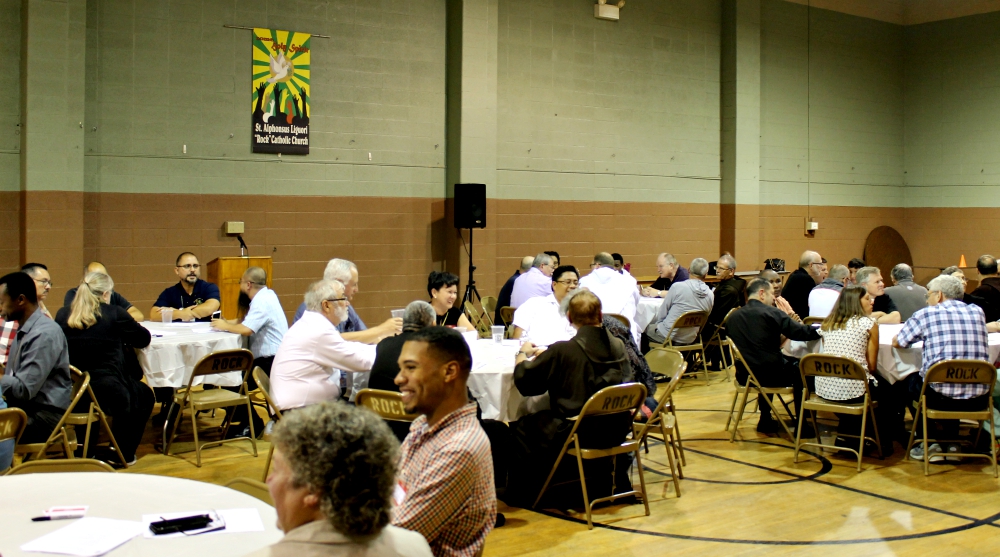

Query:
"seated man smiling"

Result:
[[249, 401, 432, 557]]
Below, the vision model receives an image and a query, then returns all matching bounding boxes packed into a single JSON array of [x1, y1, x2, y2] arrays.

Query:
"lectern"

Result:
[[206, 257, 273, 320]]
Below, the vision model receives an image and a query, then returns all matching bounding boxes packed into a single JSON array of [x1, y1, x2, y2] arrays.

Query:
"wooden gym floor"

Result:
[[125, 375, 1000, 556]]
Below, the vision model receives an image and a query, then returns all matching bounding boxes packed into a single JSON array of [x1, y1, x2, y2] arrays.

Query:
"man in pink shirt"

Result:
[[510, 253, 556, 308]]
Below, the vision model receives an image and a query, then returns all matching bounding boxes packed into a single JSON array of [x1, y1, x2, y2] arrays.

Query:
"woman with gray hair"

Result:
[[247, 402, 432, 557]]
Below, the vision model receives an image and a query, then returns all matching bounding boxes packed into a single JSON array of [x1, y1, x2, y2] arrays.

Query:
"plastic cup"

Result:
[[391, 309, 405, 319], [491, 325, 504, 345], [161, 308, 174, 324]]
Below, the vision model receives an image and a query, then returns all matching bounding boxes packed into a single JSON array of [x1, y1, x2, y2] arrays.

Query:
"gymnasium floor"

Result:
[[127, 375, 1000, 557]]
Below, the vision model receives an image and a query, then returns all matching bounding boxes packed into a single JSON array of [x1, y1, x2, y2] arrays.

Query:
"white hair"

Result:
[[927, 275, 964, 300], [305, 280, 345, 312], [718, 254, 736, 270], [690, 258, 709, 278], [323, 259, 357, 283]]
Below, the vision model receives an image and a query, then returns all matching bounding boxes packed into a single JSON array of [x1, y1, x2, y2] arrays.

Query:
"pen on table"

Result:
[[31, 515, 81, 521]]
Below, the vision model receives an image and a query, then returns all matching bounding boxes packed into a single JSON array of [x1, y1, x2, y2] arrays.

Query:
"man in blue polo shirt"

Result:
[[150, 252, 221, 322]]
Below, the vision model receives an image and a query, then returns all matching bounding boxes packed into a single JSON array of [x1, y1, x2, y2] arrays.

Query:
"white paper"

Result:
[[141, 508, 263, 539], [21, 517, 144, 556]]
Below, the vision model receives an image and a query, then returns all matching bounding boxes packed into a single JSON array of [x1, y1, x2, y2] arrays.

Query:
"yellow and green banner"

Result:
[[252, 28, 310, 154]]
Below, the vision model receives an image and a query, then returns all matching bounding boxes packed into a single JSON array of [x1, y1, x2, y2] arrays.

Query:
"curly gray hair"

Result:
[[270, 402, 399, 540]]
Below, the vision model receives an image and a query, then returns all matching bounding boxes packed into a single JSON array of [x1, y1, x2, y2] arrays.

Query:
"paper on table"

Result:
[[141, 508, 264, 539], [150, 330, 179, 337], [21, 517, 144, 557]]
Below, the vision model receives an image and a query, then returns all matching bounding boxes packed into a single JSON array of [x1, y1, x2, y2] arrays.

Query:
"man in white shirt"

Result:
[[270, 280, 376, 411], [579, 252, 641, 344], [511, 266, 579, 347]]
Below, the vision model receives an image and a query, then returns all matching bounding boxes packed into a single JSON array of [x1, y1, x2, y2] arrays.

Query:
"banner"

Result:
[[251, 28, 311, 154]]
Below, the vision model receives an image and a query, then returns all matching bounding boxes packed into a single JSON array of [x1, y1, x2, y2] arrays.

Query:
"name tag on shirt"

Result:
[[393, 481, 407, 506]]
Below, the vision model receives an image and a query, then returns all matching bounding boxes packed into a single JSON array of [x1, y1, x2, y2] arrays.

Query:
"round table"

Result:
[[0, 473, 282, 557], [466, 339, 548, 422], [138, 322, 244, 388], [635, 297, 661, 331], [783, 324, 1000, 384]]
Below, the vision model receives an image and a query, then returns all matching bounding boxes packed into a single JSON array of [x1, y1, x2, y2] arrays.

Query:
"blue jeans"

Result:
[[0, 397, 13, 470]]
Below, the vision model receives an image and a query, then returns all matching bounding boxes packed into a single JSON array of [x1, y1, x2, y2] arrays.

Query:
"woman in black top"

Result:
[[55, 272, 153, 466], [427, 271, 474, 330]]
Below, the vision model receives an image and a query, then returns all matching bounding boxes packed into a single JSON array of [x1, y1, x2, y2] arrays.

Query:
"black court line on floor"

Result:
[[639, 439, 834, 485], [529, 436, 1000, 545]]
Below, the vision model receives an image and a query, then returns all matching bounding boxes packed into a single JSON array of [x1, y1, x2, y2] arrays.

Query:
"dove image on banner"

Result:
[[252, 28, 311, 155]]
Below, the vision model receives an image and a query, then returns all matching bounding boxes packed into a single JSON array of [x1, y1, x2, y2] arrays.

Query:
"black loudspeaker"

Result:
[[454, 183, 486, 229]]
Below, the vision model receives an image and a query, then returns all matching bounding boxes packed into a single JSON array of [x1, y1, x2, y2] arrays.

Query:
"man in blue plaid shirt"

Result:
[[893, 274, 991, 459]]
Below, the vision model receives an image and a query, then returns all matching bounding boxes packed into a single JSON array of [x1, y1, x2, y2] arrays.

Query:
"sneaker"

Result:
[[909, 442, 943, 461], [944, 443, 962, 463]]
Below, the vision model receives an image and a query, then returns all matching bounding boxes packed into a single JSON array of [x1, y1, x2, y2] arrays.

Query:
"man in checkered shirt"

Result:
[[893, 274, 991, 443], [393, 326, 495, 557]]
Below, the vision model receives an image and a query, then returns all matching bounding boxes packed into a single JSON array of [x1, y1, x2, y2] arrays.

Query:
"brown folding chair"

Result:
[[15, 367, 94, 462], [724, 341, 797, 442], [481, 296, 498, 328], [534, 383, 649, 530], [225, 477, 273, 505], [802, 316, 824, 326], [499, 306, 516, 337], [164, 349, 258, 467], [6, 458, 115, 475], [605, 313, 631, 330], [464, 301, 491, 339], [252, 367, 283, 481], [63, 366, 127, 467], [0, 408, 27, 472], [795, 354, 882, 471], [634, 349, 687, 497], [703, 307, 738, 381], [650, 310, 710, 385], [905, 360, 998, 477], [356, 389, 419, 424]]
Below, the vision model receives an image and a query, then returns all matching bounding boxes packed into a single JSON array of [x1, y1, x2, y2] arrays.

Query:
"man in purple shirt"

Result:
[[510, 253, 555, 308]]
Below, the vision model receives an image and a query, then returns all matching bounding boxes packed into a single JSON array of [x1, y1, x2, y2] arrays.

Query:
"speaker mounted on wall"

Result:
[[454, 183, 486, 229]]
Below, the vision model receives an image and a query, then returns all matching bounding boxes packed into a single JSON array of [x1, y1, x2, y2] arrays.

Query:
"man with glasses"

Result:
[[20, 263, 53, 318], [510, 253, 556, 308], [781, 250, 824, 320], [702, 254, 745, 367], [150, 252, 221, 322], [270, 280, 375, 411], [641, 253, 688, 298], [510, 265, 580, 347]]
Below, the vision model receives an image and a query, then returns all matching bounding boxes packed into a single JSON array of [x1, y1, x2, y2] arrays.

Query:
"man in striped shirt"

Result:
[[894, 274, 990, 457], [393, 326, 495, 557]]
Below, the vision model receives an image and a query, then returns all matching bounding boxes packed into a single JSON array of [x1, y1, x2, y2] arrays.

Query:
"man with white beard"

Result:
[[269, 280, 376, 412]]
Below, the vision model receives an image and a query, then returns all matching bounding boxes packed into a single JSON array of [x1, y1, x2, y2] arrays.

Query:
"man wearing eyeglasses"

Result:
[[270, 280, 376, 411], [780, 250, 824, 320], [510, 266, 580, 347], [20, 263, 53, 319], [150, 252, 221, 322], [510, 253, 556, 308]]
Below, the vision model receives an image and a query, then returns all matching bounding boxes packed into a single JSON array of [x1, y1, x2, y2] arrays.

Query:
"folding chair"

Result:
[[225, 477, 273, 505], [164, 349, 258, 467], [63, 366, 127, 467], [464, 301, 492, 339], [481, 296, 498, 328], [803, 316, 824, 326], [0, 408, 27, 472], [703, 307, 738, 381], [499, 306, 516, 337], [605, 313, 631, 330], [905, 360, 998, 477], [534, 383, 649, 530], [643, 347, 687, 465], [6, 458, 115, 475], [356, 389, 419, 424], [634, 349, 687, 497], [650, 310, 710, 385], [725, 341, 797, 442], [15, 367, 95, 462], [794, 354, 882, 471], [253, 367, 283, 481]]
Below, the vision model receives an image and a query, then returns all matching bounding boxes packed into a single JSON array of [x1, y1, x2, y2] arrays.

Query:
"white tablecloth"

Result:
[[635, 297, 662, 331], [783, 323, 1000, 384], [0, 473, 282, 556], [466, 339, 548, 422], [137, 322, 244, 388]]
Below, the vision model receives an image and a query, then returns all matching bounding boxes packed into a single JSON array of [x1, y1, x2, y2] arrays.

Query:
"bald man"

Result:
[[496, 255, 535, 325], [63, 262, 144, 322], [781, 251, 823, 319]]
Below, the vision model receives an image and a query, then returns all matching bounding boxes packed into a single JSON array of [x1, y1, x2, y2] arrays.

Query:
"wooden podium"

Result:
[[206, 257, 273, 320]]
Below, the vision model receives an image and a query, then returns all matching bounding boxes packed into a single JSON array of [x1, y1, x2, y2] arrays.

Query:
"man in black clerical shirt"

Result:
[[971, 255, 1000, 322], [150, 252, 221, 323], [702, 254, 745, 368], [642, 252, 688, 297], [780, 251, 823, 319], [495, 256, 534, 326], [726, 278, 819, 434], [64, 261, 144, 322]]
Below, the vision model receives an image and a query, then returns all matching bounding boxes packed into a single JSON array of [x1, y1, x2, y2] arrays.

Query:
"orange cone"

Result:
[[959, 254, 967, 268]]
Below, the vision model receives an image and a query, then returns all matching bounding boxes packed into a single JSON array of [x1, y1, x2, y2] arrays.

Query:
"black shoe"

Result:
[[92, 447, 135, 469], [756, 420, 782, 434], [494, 513, 506, 528]]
